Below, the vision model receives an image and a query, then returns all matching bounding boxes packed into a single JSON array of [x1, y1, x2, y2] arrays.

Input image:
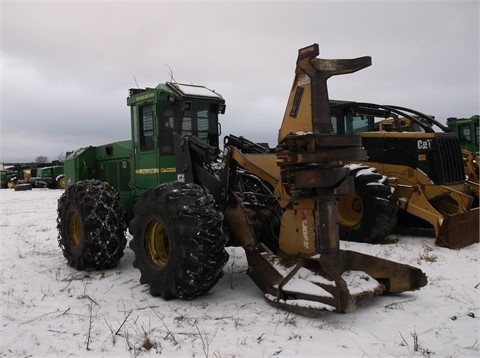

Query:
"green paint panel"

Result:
[[64, 146, 96, 185], [447, 115, 479, 152]]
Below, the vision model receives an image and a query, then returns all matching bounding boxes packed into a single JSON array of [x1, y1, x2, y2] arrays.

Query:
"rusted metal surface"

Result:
[[278, 45, 371, 142], [436, 207, 480, 249], [243, 243, 426, 316]]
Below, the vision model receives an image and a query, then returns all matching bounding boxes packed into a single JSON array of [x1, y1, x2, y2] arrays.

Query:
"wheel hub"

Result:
[[67, 209, 82, 247], [145, 219, 169, 267], [337, 192, 363, 228]]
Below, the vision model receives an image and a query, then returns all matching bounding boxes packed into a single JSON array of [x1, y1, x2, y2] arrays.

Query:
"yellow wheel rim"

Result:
[[58, 177, 66, 189], [67, 210, 82, 247], [145, 219, 169, 267], [337, 193, 363, 228]]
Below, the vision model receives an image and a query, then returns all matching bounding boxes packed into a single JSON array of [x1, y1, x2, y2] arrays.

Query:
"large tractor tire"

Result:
[[57, 180, 127, 270], [55, 174, 66, 189], [337, 165, 398, 244], [129, 182, 228, 300]]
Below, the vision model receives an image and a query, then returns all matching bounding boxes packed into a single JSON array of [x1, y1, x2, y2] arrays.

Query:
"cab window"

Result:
[[181, 102, 219, 147], [139, 105, 154, 151]]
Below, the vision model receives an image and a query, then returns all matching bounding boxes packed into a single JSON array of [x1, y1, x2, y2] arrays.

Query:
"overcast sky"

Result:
[[1, 0, 478, 163]]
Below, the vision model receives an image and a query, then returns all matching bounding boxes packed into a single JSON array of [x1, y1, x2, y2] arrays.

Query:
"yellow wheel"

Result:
[[57, 180, 127, 269], [129, 182, 228, 300], [337, 192, 363, 228], [145, 219, 169, 267], [56, 175, 66, 189], [66, 209, 82, 248]]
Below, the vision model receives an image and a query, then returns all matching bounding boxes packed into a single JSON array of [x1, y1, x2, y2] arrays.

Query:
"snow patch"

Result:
[[342, 270, 381, 295], [1, 189, 479, 357], [276, 267, 335, 298], [265, 294, 336, 311], [266, 255, 336, 298]]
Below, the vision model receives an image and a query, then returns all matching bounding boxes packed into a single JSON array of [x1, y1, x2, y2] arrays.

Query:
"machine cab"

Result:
[[127, 82, 226, 198]]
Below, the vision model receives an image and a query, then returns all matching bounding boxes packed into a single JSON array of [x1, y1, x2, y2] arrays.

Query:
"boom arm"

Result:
[[174, 44, 427, 316], [278, 44, 372, 141]]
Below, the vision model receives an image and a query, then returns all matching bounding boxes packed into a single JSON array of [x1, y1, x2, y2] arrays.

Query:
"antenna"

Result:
[[133, 75, 139, 88], [164, 64, 177, 83]]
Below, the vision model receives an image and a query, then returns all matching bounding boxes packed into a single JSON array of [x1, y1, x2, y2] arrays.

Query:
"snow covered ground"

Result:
[[1, 188, 479, 357]]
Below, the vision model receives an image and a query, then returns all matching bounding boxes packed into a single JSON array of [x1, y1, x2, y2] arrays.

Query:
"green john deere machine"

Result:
[[0, 167, 16, 188], [30, 165, 65, 189], [447, 115, 479, 152], [62, 83, 225, 219], [1, 163, 65, 190], [58, 45, 429, 316], [446, 115, 479, 196], [0, 164, 30, 189]]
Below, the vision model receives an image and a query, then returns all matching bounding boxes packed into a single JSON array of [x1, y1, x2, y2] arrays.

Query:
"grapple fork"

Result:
[[242, 244, 426, 316], [225, 44, 427, 315]]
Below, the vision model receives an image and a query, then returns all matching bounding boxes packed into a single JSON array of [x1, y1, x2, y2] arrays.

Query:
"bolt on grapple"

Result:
[[222, 44, 427, 315]]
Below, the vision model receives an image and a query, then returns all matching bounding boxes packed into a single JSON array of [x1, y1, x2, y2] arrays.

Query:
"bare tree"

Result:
[[57, 152, 66, 162], [35, 156, 49, 164]]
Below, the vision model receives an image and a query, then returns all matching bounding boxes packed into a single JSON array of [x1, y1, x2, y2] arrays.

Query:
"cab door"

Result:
[[132, 101, 160, 193]]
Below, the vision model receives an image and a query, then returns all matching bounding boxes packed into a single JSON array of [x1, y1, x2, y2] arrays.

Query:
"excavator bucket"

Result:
[[411, 183, 480, 249], [436, 207, 480, 249], [245, 244, 427, 316]]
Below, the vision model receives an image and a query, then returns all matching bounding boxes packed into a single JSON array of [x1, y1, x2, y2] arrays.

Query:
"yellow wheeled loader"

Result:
[[329, 102, 479, 249]]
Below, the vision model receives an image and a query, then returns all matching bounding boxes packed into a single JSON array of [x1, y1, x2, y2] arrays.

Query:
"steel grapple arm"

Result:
[[175, 44, 427, 316], [226, 45, 427, 315]]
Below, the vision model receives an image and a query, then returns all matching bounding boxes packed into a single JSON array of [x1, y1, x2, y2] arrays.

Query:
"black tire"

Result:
[[14, 183, 32, 191], [129, 182, 228, 300], [57, 180, 127, 270], [55, 174, 66, 189], [337, 165, 398, 243]]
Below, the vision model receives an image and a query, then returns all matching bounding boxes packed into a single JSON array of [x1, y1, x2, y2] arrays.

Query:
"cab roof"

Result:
[[167, 82, 223, 100]]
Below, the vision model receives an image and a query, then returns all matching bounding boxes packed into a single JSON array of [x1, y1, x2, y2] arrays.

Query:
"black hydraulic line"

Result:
[[385, 104, 451, 132], [352, 102, 440, 133]]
